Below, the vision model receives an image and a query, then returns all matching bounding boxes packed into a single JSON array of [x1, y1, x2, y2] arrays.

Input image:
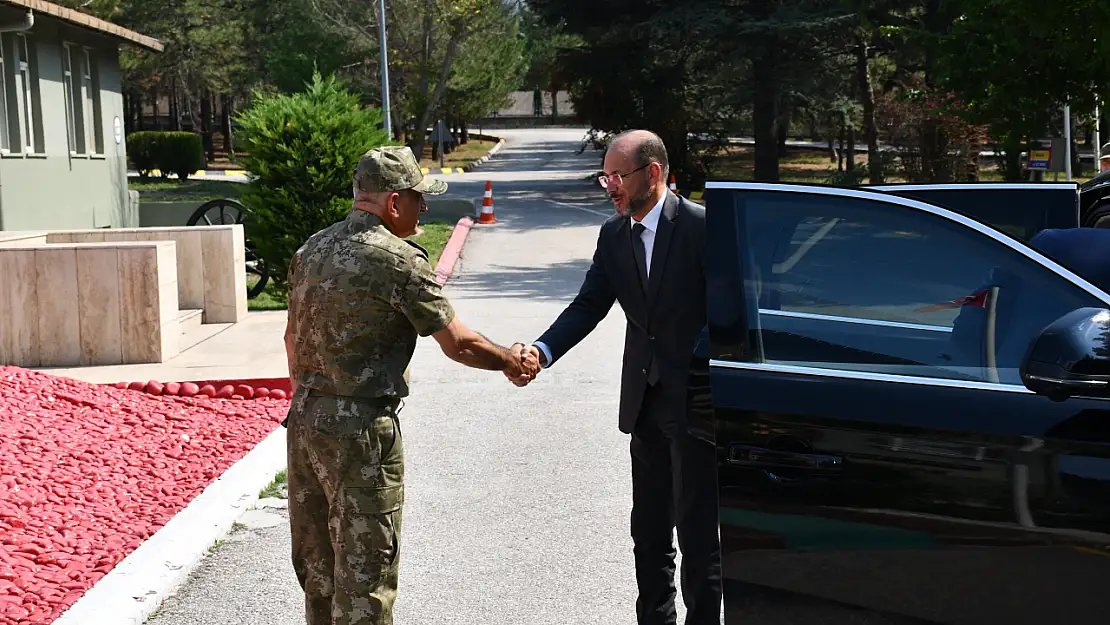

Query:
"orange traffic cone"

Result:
[[478, 180, 497, 224], [669, 174, 677, 194]]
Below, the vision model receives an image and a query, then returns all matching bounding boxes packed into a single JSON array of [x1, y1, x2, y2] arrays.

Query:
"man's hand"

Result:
[[504, 344, 542, 387]]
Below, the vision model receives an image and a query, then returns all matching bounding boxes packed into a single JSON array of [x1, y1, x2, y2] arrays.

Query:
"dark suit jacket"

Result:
[[536, 191, 707, 433]]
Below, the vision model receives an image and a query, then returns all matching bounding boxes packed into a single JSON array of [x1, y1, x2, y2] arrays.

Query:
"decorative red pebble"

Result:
[[198, 385, 217, 398], [144, 381, 164, 396], [216, 385, 235, 399], [0, 366, 289, 621], [163, 382, 181, 397], [269, 389, 287, 400], [253, 388, 270, 399], [234, 385, 254, 400]]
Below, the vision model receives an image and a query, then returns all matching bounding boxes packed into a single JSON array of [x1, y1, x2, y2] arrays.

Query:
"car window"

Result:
[[741, 190, 1110, 385], [870, 186, 1079, 242]]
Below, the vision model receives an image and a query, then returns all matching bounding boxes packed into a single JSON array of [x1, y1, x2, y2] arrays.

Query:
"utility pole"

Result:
[[1094, 101, 1101, 175], [378, 0, 392, 138], [1064, 103, 1073, 181]]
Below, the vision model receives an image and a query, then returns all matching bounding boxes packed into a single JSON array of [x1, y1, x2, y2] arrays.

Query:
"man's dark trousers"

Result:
[[631, 382, 721, 625], [532, 191, 722, 624]]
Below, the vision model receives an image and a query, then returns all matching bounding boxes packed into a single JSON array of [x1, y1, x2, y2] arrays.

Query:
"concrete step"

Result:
[[179, 320, 233, 354], [178, 309, 204, 335]]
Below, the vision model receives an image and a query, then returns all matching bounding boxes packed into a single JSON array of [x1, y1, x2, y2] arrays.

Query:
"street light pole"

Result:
[[378, 0, 392, 139], [1064, 103, 1073, 181]]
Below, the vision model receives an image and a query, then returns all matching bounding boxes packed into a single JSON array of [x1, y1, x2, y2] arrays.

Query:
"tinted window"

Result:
[[871, 186, 1080, 241], [741, 191, 1110, 384]]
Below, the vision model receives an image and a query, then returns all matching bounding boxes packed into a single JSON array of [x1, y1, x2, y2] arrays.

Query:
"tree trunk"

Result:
[[169, 82, 181, 131], [201, 90, 214, 165], [838, 125, 846, 171], [846, 119, 856, 172], [752, 46, 780, 182], [777, 115, 789, 158], [222, 94, 234, 158], [135, 92, 144, 132], [409, 37, 461, 160], [551, 89, 559, 119], [856, 36, 882, 183]]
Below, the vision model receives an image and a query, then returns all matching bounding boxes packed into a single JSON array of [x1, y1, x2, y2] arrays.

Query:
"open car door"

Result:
[[705, 182, 1110, 625]]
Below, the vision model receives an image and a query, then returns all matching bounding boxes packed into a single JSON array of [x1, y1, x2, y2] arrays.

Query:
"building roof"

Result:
[[0, 0, 163, 52]]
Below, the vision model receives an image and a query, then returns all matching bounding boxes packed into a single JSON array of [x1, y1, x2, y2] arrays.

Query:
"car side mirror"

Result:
[[1021, 307, 1110, 401]]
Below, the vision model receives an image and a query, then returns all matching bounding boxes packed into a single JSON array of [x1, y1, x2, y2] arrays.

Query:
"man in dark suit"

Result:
[[516, 129, 721, 624]]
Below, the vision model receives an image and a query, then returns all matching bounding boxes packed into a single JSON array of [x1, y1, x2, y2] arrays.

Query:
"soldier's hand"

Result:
[[505, 343, 540, 387]]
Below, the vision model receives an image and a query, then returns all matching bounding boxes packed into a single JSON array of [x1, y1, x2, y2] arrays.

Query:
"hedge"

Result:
[[127, 131, 205, 180]]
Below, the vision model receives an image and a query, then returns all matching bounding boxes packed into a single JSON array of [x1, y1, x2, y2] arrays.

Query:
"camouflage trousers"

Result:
[[286, 388, 405, 625]]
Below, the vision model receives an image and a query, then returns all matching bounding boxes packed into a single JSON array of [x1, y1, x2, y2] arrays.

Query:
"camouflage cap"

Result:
[[354, 145, 448, 195]]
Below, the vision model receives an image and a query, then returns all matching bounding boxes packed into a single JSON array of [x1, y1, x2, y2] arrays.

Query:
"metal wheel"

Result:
[[187, 198, 271, 299], [186, 198, 245, 227]]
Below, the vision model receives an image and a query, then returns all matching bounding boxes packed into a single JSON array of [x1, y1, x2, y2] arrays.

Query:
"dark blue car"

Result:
[[701, 182, 1110, 624]]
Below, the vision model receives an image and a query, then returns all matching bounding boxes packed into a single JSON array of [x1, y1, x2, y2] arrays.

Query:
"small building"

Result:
[[0, 0, 162, 232]]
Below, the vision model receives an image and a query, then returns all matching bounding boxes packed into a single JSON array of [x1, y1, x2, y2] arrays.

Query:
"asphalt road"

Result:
[[145, 128, 687, 625]]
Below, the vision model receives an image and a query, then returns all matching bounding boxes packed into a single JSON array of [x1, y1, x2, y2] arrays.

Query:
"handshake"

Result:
[[503, 343, 544, 387]]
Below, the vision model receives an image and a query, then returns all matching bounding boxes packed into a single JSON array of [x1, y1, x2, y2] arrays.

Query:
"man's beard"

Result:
[[628, 185, 654, 215]]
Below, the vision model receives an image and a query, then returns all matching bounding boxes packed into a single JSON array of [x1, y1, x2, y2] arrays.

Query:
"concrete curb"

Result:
[[127, 170, 249, 179], [52, 415, 288, 625], [434, 216, 476, 285], [461, 138, 506, 172], [419, 136, 505, 175]]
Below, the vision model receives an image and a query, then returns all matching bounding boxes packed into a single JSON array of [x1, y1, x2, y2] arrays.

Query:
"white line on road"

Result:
[[548, 199, 612, 218]]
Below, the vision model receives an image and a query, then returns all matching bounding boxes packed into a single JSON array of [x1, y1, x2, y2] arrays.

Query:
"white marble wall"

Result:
[[0, 241, 180, 367], [46, 225, 246, 324]]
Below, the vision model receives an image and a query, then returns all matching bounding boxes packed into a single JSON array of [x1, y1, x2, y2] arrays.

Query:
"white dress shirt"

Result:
[[533, 193, 667, 368]]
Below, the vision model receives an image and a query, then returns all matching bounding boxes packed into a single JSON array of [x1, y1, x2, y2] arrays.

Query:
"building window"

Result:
[[8, 34, 42, 154], [62, 42, 79, 153], [0, 37, 9, 152], [14, 34, 35, 152], [81, 48, 102, 154]]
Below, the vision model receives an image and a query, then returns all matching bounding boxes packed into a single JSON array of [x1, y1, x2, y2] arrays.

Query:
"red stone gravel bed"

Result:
[[0, 367, 289, 624]]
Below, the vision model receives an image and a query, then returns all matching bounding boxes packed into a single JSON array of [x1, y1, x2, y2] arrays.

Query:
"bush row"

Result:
[[128, 131, 205, 180]]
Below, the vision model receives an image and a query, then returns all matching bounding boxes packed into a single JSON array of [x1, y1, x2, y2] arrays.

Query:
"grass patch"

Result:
[[130, 178, 244, 202], [248, 279, 289, 312], [419, 139, 496, 169], [698, 145, 1097, 186], [412, 221, 455, 267], [244, 220, 457, 312], [259, 469, 288, 499]]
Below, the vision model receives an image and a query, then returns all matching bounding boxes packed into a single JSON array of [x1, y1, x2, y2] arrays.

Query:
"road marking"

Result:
[[549, 200, 611, 218]]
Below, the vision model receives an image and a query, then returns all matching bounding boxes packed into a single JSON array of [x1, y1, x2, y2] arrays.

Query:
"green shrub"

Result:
[[126, 131, 204, 180], [235, 72, 392, 288], [127, 132, 160, 177]]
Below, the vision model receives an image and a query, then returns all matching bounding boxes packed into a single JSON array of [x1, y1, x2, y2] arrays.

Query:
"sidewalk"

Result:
[[38, 310, 289, 385]]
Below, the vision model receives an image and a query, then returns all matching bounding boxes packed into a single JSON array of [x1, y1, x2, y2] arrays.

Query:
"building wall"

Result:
[[0, 8, 130, 231], [491, 90, 576, 118]]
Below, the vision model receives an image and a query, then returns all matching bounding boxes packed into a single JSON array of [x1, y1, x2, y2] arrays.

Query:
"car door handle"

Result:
[[728, 445, 842, 471]]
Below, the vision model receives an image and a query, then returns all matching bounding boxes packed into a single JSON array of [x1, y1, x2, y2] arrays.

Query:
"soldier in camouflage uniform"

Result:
[[283, 145, 539, 625]]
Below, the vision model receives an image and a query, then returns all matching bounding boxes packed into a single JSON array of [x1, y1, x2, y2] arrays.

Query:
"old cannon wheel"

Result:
[[187, 198, 270, 299]]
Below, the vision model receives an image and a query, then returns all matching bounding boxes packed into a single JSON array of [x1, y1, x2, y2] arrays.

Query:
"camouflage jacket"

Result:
[[285, 207, 456, 400]]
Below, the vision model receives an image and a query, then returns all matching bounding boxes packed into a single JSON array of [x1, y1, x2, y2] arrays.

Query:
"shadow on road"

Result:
[[450, 258, 594, 302]]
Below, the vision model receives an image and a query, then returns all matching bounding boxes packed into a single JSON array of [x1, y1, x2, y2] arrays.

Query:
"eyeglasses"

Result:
[[598, 163, 651, 189]]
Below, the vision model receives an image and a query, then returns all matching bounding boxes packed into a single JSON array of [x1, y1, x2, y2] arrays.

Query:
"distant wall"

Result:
[[490, 90, 577, 118]]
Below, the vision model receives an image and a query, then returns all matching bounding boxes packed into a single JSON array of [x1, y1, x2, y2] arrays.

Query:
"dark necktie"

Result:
[[630, 222, 660, 385], [631, 222, 648, 293]]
